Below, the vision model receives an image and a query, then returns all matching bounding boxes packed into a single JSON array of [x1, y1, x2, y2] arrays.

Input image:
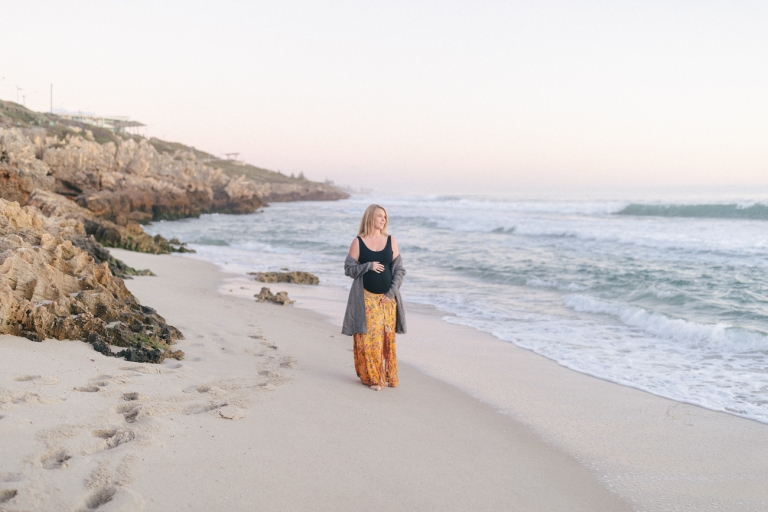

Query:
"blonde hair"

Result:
[[357, 204, 389, 237]]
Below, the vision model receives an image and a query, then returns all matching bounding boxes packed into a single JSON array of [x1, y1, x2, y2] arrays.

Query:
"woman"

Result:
[[343, 204, 406, 391]]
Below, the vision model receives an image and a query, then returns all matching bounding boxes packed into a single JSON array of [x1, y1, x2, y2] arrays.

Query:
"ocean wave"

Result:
[[393, 196, 629, 216], [526, 278, 588, 291], [617, 203, 768, 220], [563, 294, 768, 352], [192, 237, 230, 246]]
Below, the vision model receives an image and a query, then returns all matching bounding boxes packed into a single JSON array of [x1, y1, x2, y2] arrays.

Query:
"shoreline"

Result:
[[1, 250, 629, 511], [1, 250, 766, 510], [196, 251, 768, 510]]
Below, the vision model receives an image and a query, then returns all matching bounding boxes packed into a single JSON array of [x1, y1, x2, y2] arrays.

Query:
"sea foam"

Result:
[[146, 193, 768, 423], [564, 294, 768, 352]]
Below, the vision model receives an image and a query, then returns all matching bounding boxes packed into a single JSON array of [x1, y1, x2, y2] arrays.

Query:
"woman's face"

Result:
[[373, 209, 387, 231]]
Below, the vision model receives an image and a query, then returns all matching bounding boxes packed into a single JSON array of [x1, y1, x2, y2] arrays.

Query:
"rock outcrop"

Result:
[[0, 128, 55, 205], [249, 271, 319, 285], [0, 199, 183, 362], [27, 189, 178, 256], [254, 287, 294, 306], [42, 136, 264, 222], [250, 181, 351, 203]]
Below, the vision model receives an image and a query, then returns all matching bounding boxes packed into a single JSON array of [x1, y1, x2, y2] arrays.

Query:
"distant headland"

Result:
[[0, 99, 348, 362]]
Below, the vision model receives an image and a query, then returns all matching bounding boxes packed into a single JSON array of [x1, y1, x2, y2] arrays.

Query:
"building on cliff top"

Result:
[[52, 109, 146, 135]]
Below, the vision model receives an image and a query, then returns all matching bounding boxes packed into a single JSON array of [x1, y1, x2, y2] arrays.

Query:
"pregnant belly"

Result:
[[363, 269, 392, 294]]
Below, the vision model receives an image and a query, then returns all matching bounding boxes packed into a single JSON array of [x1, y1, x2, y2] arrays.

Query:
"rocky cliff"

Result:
[[0, 199, 183, 362], [0, 100, 348, 224], [0, 100, 348, 361], [0, 127, 55, 205], [43, 136, 264, 222]]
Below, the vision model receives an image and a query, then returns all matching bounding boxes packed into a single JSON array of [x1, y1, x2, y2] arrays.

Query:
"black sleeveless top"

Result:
[[357, 236, 393, 294]]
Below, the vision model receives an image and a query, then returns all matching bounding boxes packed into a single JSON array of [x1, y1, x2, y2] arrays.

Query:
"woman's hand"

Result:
[[372, 261, 385, 273]]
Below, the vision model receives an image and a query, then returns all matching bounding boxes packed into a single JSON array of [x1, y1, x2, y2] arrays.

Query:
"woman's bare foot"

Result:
[[370, 385, 382, 391]]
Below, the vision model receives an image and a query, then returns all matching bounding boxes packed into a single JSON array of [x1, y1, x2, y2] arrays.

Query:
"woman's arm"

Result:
[[348, 238, 360, 260], [391, 236, 400, 259], [345, 255, 374, 279]]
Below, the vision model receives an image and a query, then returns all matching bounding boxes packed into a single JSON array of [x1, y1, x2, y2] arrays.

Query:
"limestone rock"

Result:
[[0, 199, 183, 362], [1, 101, 349, 224], [254, 287, 294, 306], [0, 128, 55, 205], [41, 135, 263, 221], [249, 271, 319, 285], [28, 188, 173, 253], [26, 189, 161, 276], [249, 181, 348, 203]]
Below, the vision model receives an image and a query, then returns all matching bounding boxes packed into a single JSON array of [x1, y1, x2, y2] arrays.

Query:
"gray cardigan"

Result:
[[342, 254, 406, 336]]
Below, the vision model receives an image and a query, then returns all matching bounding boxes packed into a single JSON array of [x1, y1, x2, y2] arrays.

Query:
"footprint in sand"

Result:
[[118, 365, 161, 374], [249, 334, 265, 340], [121, 392, 140, 401], [0, 489, 18, 504], [78, 486, 116, 511], [182, 384, 226, 397], [75, 375, 115, 392], [41, 449, 72, 470], [89, 376, 112, 388], [116, 403, 141, 424], [10, 375, 59, 386], [74, 385, 101, 393], [75, 487, 144, 511], [11, 375, 40, 382], [13, 391, 57, 405], [184, 402, 226, 415], [0, 472, 22, 483], [279, 356, 296, 368], [260, 341, 278, 350], [217, 405, 244, 420], [92, 428, 136, 450]]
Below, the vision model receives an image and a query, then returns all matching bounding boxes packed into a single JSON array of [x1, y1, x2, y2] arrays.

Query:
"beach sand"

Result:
[[1, 250, 766, 511]]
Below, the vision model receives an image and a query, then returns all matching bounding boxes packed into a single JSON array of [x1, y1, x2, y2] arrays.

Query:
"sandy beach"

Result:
[[5, 2, 767, 509], [2, 250, 767, 511]]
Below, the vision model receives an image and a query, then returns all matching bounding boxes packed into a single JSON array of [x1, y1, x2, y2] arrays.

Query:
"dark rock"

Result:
[[255, 287, 294, 306], [168, 237, 195, 253], [114, 346, 165, 364]]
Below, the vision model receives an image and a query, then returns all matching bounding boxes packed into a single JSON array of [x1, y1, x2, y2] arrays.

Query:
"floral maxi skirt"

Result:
[[353, 289, 398, 387]]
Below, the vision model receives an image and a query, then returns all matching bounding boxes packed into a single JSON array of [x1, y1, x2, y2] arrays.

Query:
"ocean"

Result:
[[145, 193, 768, 424]]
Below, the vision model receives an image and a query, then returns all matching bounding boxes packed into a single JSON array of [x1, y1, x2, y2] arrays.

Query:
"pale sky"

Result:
[[2, 1, 767, 195]]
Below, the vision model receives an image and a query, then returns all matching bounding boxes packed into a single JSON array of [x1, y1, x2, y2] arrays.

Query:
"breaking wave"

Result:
[[617, 203, 768, 220]]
